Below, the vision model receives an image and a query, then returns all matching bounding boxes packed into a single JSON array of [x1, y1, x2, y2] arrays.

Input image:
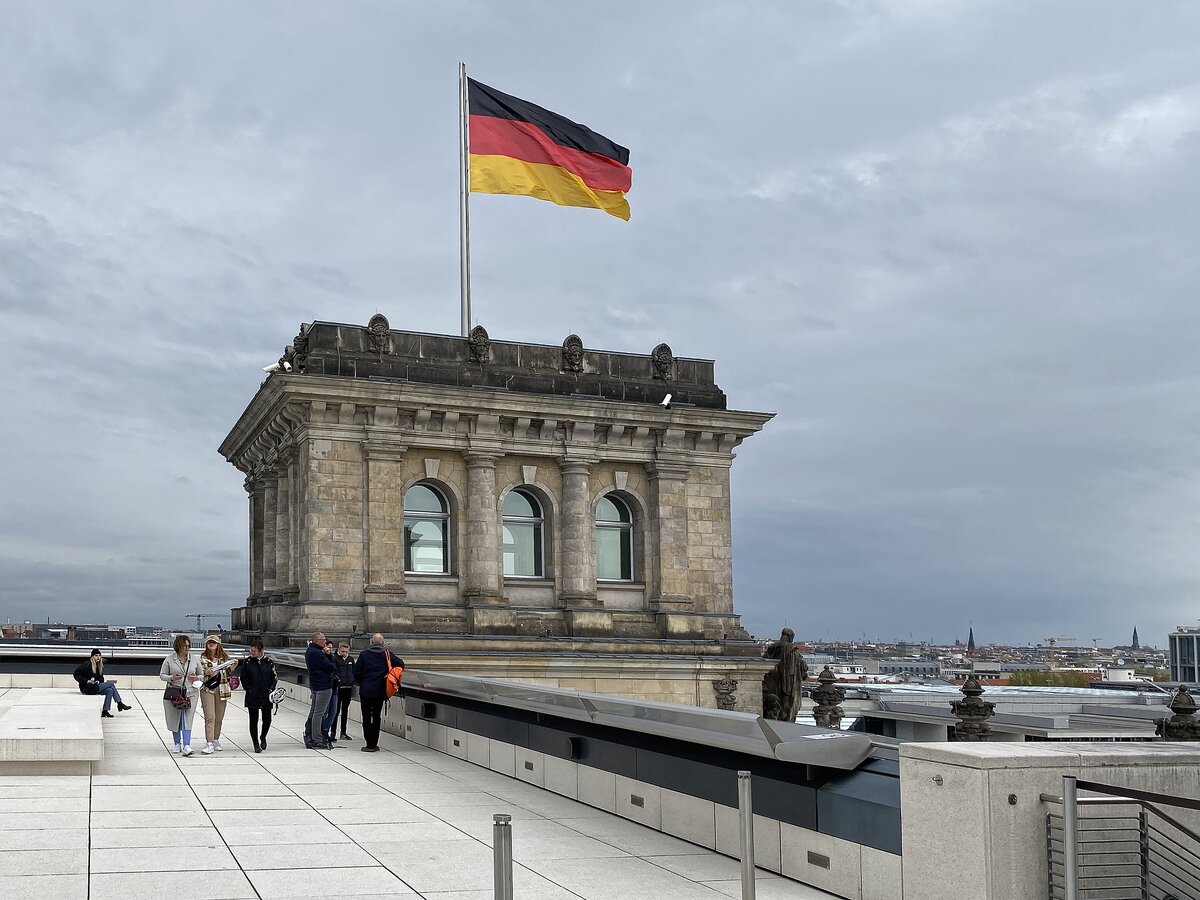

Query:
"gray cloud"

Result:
[[2, 1, 1197, 646]]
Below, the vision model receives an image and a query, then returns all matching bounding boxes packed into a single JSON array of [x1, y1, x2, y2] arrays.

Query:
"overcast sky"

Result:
[[2, 2, 1198, 647]]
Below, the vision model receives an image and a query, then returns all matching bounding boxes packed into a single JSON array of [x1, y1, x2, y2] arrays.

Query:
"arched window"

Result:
[[596, 494, 633, 581], [404, 483, 449, 574], [502, 489, 544, 577]]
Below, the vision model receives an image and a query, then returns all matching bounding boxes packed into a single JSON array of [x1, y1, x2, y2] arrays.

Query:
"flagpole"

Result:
[[458, 62, 472, 338]]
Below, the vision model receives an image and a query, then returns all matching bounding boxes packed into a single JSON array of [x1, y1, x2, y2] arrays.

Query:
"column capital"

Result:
[[647, 460, 690, 481], [560, 456, 597, 476], [362, 440, 408, 462], [463, 450, 503, 468]]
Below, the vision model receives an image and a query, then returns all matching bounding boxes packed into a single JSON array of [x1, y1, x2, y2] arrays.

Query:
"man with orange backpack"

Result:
[[351, 632, 404, 753]]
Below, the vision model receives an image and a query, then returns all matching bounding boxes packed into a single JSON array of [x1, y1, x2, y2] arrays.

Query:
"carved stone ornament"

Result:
[[811, 666, 846, 729], [712, 676, 739, 711], [367, 313, 391, 354], [468, 325, 491, 363], [562, 334, 585, 373], [651, 342, 674, 381], [950, 675, 995, 742], [1157, 684, 1200, 741]]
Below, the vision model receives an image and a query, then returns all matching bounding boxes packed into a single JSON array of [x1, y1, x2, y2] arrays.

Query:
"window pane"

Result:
[[405, 517, 446, 573], [503, 523, 541, 576], [596, 527, 632, 580], [405, 484, 445, 514], [503, 490, 537, 518], [597, 495, 630, 523]]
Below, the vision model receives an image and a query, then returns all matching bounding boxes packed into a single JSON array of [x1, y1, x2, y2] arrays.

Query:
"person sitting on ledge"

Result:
[[73, 649, 132, 717]]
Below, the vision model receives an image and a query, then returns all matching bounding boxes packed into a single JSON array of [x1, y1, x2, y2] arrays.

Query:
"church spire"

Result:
[[967, 627, 976, 654], [1132, 627, 1139, 649]]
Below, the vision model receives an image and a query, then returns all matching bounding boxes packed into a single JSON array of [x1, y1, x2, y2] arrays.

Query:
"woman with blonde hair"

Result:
[[159, 634, 201, 756], [199, 633, 238, 754]]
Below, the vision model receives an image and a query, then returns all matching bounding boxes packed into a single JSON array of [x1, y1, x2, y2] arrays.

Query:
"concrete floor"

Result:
[[0, 688, 836, 899]]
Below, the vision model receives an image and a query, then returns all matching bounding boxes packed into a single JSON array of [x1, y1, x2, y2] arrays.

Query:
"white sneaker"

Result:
[[172, 743, 181, 754], [181, 746, 194, 757], [201, 743, 214, 755], [213, 740, 223, 751]]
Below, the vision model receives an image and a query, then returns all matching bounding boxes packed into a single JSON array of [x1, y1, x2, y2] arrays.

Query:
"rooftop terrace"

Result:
[[0, 687, 833, 900]]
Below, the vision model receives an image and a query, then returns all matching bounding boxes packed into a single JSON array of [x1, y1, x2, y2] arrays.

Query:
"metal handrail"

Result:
[[1044, 776, 1200, 900]]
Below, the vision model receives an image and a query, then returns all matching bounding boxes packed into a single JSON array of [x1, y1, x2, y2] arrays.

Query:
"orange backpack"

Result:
[[383, 650, 405, 699]]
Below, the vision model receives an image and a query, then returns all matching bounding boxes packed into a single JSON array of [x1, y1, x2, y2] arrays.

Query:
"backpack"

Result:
[[383, 650, 405, 700]]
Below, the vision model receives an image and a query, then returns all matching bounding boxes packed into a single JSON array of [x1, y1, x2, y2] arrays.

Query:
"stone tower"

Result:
[[219, 318, 773, 645]]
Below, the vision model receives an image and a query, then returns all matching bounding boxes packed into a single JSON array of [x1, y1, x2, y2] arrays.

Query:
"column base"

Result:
[[467, 605, 517, 634], [360, 598, 414, 633], [558, 592, 599, 608], [564, 608, 614, 637], [654, 611, 706, 639]]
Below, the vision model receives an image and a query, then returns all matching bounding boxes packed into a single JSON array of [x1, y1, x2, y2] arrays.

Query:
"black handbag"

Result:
[[164, 659, 192, 709]]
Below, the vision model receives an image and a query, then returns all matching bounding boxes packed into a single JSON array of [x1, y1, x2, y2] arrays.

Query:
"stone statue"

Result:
[[762, 628, 809, 721], [712, 676, 738, 711], [650, 342, 674, 381]]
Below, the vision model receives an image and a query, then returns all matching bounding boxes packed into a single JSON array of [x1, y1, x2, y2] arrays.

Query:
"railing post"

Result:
[[1139, 807, 1150, 900], [1063, 775, 1078, 900], [493, 813, 513, 900], [737, 770, 756, 900]]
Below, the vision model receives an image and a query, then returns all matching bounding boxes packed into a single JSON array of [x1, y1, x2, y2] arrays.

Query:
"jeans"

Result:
[[306, 689, 331, 746], [360, 695, 384, 749], [337, 687, 353, 735], [96, 681, 122, 712], [322, 690, 339, 739], [249, 706, 272, 743]]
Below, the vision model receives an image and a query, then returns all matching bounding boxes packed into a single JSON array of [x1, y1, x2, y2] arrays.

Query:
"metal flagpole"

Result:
[[458, 62, 472, 338]]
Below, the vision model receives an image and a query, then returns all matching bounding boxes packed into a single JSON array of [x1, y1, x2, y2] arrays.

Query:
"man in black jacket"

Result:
[[240, 639, 277, 753], [352, 633, 404, 752], [333, 642, 355, 741], [304, 631, 336, 750]]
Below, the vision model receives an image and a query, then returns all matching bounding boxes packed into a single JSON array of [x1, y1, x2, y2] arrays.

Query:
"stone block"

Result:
[[861, 847, 901, 900], [445, 727, 469, 760], [661, 787, 717, 850], [615, 774, 662, 830], [578, 765, 617, 813], [715, 807, 781, 872], [489, 739, 516, 778], [543, 755, 578, 799], [780, 822, 862, 900], [466, 731, 491, 768], [403, 717, 429, 746], [514, 747, 545, 788]]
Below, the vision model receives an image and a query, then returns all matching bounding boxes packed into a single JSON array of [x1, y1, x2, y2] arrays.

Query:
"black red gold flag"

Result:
[[467, 79, 632, 220]]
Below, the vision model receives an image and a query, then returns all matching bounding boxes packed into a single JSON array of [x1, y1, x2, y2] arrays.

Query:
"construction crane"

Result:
[[187, 613, 226, 633], [1044, 636, 1077, 670]]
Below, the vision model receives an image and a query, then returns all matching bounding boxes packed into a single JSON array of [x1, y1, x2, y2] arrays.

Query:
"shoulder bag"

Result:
[[164, 658, 192, 709]]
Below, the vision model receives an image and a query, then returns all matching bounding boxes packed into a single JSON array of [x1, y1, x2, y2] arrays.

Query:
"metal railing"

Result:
[[1044, 775, 1200, 900]]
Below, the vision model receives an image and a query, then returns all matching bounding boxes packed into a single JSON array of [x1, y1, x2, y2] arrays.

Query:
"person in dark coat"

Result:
[[352, 632, 404, 752], [239, 639, 277, 753], [333, 642, 355, 741], [73, 649, 131, 717], [304, 631, 336, 750]]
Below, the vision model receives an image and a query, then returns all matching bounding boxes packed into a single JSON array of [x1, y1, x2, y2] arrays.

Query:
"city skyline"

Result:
[[2, 3, 1198, 646]]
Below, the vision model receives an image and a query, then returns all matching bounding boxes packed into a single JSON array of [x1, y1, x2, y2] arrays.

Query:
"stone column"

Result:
[[247, 477, 266, 601], [462, 450, 512, 632], [647, 458, 701, 638], [559, 457, 611, 636], [362, 442, 412, 632], [261, 476, 278, 591], [274, 453, 294, 592]]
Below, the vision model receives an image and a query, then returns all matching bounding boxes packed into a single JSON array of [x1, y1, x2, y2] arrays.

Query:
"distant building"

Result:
[[1168, 626, 1200, 683]]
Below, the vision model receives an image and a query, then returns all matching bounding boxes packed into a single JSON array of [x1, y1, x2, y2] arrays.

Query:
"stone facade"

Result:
[[219, 318, 772, 643]]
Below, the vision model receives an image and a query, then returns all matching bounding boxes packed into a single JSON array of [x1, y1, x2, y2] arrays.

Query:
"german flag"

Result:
[[468, 79, 632, 220]]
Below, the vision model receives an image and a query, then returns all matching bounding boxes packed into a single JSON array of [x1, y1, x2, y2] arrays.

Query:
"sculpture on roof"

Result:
[[562, 334, 585, 373], [651, 342, 674, 381], [761, 627, 809, 721], [468, 325, 491, 363], [367, 314, 392, 354]]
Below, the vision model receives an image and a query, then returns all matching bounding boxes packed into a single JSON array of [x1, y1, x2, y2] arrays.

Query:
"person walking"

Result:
[[352, 632, 404, 753], [73, 649, 131, 717], [304, 631, 336, 750], [239, 639, 277, 753], [334, 642, 355, 741], [199, 634, 238, 755], [159, 635, 201, 756]]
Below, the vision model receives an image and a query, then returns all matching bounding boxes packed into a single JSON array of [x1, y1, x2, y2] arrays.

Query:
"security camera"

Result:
[[281, 360, 292, 372], [660, 393, 673, 409], [262, 362, 282, 374]]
